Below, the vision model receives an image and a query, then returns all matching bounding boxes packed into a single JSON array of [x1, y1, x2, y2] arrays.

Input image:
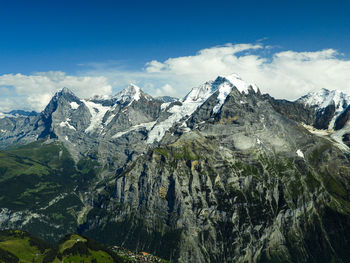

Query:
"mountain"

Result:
[[156, 96, 179, 103], [266, 88, 350, 150], [1, 110, 38, 117], [1, 74, 350, 262]]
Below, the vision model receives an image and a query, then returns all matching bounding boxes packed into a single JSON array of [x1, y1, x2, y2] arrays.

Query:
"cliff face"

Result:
[[81, 90, 350, 262], [1, 76, 350, 262]]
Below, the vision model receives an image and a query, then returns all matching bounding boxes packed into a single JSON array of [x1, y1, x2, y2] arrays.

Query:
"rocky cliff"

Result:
[[1, 74, 350, 262]]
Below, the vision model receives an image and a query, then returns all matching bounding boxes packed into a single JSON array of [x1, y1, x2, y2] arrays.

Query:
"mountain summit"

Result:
[[1, 74, 350, 263], [113, 83, 152, 105]]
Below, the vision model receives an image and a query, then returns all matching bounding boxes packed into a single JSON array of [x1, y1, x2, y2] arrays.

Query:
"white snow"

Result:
[[147, 84, 214, 144], [161, 102, 171, 110], [213, 82, 233, 113], [104, 113, 115, 126], [147, 73, 256, 143], [251, 84, 259, 93], [82, 100, 111, 133], [40, 193, 68, 210], [331, 122, 350, 151], [224, 73, 252, 94], [302, 123, 350, 152], [59, 118, 76, 131], [296, 149, 304, 158], [112, 121, 156, 139], [114, 83, 143, 105], [213, 74, 256, 114], [70, 101, 80, 110], [0, 112, 17, 118], [183, 81, 216, 103], [298, 89, 350, 130]]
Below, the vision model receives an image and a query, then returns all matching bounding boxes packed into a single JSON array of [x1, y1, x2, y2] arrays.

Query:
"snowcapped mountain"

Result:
[[155, 95, 178, 103], [147, 74, 259, 143], [297, 88, 350, 130], [3, 74, 350, 153], [0, 110, 37, 118], [113, 83, 153, 105], [298, 88, 350, 110], [1, 74, 350, 263]]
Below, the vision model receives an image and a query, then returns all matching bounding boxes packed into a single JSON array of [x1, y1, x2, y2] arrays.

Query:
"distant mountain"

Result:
[[1, 74, 350, 262], [156, 95, 179, 103], [4, 110, 38, 117]]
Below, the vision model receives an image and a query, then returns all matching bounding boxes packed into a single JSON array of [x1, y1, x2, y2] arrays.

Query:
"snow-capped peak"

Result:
[[182, 73, 256, 105], [221, 73, 258, 93], [297, 88, 350, 130], [147, 73, 257, 143], [182, 80, 216, 103], [212, 74, 258, 113], [56, 87, 76, 97], [114, 83, 151, 105], [297, 88, 350, 110]]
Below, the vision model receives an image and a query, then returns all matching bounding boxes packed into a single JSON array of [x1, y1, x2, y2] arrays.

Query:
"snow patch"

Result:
[[148, 100, 207, 144], [0, 112, 17, 118], [298, 89, 350, 130], [112, 121, 156, 139], [114, 83, 144, 105], [213, 74, 256, 113], [104, 113, 115, 126], [296, 149, 304, 158], [82, 100, 111, 133], [330, 122, 350, 151], [161, 102, 171, 110], [59, 118, 76, 131], [213, 82, 233, 113], [223, 73, 252, 94], [70, 101, 80, 110]]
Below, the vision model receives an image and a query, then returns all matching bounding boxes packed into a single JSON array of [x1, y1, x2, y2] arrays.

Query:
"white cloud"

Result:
[[140, 44, 350, 100], [155, 84, 177, 97], [1, 43, 350, 112], [0, 71, 112, 112]]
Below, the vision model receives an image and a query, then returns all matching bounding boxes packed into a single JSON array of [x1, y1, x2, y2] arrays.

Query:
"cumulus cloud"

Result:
[[0, 71, 112, 112], [141, 44, 350, 100], [1, 43, 350, 112], [154, 84, 178, 97]]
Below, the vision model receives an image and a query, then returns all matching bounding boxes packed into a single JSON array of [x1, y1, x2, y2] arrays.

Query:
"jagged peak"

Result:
[[218, 73, 259, 93], [114, 83, 152, 104], [298, 88, 350, 109], [182, 80, 215, 103], [183, 73, 258, 104], [57, 87, 76, 96], [51, 87, 79, 103]]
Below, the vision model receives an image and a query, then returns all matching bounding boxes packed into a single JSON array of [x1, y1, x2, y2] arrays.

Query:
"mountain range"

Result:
[[0, 74, 350, 262]]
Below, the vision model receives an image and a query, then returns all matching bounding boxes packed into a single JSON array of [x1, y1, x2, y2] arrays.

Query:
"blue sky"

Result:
[[1, 0, 349, 74], [0, 0, 350, 111]]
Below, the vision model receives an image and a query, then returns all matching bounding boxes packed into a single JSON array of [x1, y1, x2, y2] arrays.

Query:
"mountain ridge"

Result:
[[1, 74, 350, 262]]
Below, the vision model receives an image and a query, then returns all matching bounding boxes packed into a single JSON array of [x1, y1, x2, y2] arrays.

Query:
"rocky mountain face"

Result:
[[1, 74, 350, 262]]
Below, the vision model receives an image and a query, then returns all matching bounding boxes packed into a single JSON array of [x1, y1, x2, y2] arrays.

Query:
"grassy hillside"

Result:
[[0, 140, 97, 210], [0, 140, 100, 242], [0, 230, 125, 263]]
